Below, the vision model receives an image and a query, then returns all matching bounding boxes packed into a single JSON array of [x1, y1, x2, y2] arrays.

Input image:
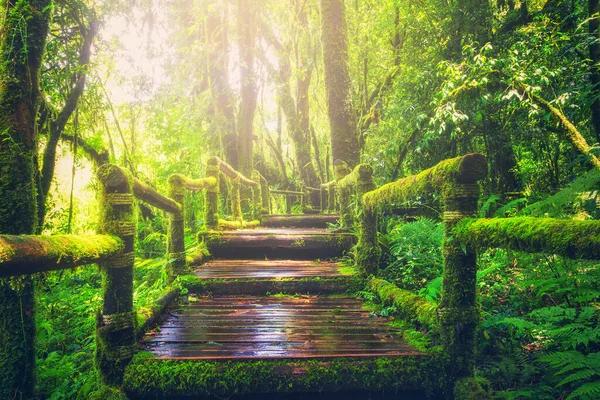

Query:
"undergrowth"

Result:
[[377, 215, 600, 399], [35, 236, 199, 398]]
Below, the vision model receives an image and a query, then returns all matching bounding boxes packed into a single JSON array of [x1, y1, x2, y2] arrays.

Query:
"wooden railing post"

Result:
[[96, 164, 136, 385], [167, 174, 188, 281], [328, 183, 336, 213], [205, 157, 220, 230], [334, 160, 352, 226], [286, 195, 293, 214], [259, 173, 271, 215], [355, 164, 377, 275], [251, 170, 263, 222], [439, 163, 486, 386], [320, 184, 329, 213], [231, 179, 242, 223]]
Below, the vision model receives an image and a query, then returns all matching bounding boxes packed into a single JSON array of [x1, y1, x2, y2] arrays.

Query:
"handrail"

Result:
[[336, 163, 375, 227], [362, 153, 487, 212], [0, 234, 123, 278], [454, 217, 600, 259], [355, 152, 488, 387], [211, 156, 259, 187], [204, 156, 263, 230], [270, 189, 305, 196], [133, 178, 181, 214]]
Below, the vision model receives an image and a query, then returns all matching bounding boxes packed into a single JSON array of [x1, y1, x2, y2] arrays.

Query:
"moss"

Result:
[[217, 219, 260, 230], [362, 153, 486, 212], [251, 170, 263, 221], [454, 376, 493, 400], [167, 174, 188, 282], [0, 4, 52, 392], [96, 164, 137, 385], [0, 234, 123, 276], [204, 157, 221, 230], [123, 353, 446, 397], [453, 217, 600, 259], [336, 163, 375, 228], [356, 206, 379, 275], [369, 278, 438, 329]]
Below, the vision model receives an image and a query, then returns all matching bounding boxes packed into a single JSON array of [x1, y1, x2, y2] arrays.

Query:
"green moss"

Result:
[[204, 157, 221, 230], [96, 164, 137, 386], [167, 174, 188, 282], [0, 234, 123, 274], [218, 219, 260, 230], [369, 278, 438, 329], [123, 353, 446, 397], [453, 217, 600, 259], [363, 153, 486, 212]]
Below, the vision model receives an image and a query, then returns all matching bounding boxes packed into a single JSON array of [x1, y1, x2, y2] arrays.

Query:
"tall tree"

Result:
[[259, 1, 320, 190], [38, 7, 98, 229], [207, 1, 238, 167], [589, 0, 600, 143], [237, 0, 258, 177], [320, 0, 360, 168], [0, 1, 51, 397]]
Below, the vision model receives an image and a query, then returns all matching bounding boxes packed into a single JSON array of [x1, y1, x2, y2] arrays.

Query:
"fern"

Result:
[[539, 351, 600, 400], [567, 381, 600, 400]]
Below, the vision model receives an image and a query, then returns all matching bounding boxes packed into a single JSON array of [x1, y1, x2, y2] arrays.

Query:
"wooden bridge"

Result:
[[2, 154, 600, 399]]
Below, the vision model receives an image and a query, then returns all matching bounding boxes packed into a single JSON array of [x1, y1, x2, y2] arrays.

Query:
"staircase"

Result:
[[124, 215, 438, 398]]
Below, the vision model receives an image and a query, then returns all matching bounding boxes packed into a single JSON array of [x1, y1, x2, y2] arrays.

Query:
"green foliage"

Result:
[[380, 218, 443, 290], [36, 254, 171, 398]]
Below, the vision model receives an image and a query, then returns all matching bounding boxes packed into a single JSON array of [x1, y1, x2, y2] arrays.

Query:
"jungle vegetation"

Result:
[[0, 0, 599, 398]]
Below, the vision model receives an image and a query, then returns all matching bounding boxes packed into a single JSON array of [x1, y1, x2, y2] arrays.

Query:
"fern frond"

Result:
[[566, 381, 600, 400], [557, 369, 597, 387]]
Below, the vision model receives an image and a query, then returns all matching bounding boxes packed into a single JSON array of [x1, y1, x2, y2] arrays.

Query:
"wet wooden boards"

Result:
[[142, 296, 420, 360]]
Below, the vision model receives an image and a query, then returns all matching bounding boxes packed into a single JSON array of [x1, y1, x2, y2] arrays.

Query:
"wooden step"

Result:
[[262, 214, 339, 228], [125, 296, 439, 397], [203, 228, 354, 260], [141, 296, 419, 360], [194, 259, 351, 279]]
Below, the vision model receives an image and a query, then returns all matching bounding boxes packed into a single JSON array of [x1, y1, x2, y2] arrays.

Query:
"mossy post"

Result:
[[353, 164, 377, 275], [334, 159, 352, 226], [259, 173, 271, 214], [231, 180, 243, 223], [0, 2, 51, 396], [205, 157, 221, 230], [167, 174, 188, 281], [96, 164, 137, 385], [328, 183, 337, 212], [251, 170, 263, 222], [286, 195, 293, 214], [320, 183, 329, 213], [439, 156, 487, 389]]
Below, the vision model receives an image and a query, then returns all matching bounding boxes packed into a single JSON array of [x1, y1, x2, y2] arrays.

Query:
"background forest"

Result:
[[1, 0, 600, 398]]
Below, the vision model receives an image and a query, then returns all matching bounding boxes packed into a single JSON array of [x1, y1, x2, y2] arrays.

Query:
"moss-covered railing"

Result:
[[204, 156, 265, 229], [356, 153, 488, 392], [0, 161, 223, 388], [270, 188, 306, 214]]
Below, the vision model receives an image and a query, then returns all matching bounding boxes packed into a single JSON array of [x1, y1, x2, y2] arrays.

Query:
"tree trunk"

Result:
[[0, 1, 51, 397], [38, 18, 98, 229], [237, 0, 258, 177], [320, 0, 360, 168], [590, 0, 600, 143], [207, 2, 238, 168]]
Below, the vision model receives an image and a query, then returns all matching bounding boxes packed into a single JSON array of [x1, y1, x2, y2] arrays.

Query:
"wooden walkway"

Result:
[[136, 214, 425, 394]]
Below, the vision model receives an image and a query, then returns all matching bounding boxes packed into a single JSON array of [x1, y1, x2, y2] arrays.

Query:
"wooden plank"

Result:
[[142, 295, 420, 361]]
